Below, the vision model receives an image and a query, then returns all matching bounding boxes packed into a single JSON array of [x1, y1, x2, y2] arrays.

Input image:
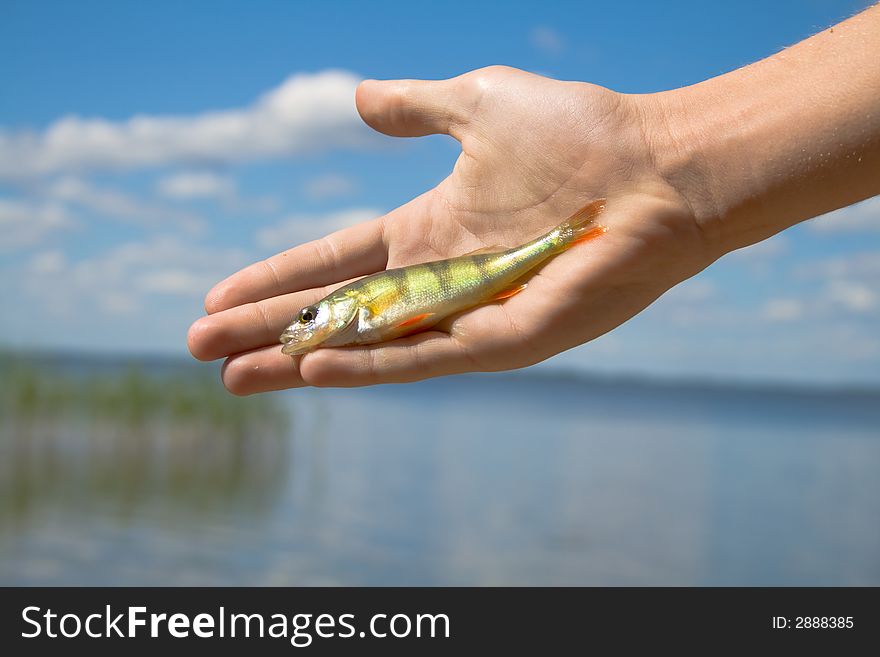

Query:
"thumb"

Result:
[[355, 77, 469, 139]]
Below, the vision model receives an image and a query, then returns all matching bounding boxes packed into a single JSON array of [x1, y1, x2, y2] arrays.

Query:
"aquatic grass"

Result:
[[0, 353, 288, 434], [0, 353, 291, 527]]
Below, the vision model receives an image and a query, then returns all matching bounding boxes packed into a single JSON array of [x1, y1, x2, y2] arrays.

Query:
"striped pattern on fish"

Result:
[[280, 199, 606, 355]]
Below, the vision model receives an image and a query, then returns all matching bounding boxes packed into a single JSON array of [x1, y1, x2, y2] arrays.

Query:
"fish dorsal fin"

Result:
[[462, 244, 507, 257]]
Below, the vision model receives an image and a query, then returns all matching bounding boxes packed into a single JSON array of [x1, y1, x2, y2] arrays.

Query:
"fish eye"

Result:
[[298, 306, 317, 323]]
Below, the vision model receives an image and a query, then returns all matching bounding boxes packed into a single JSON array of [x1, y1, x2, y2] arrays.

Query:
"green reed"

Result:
[[0, 352, 287, 433], [0, 352, 291, 526]]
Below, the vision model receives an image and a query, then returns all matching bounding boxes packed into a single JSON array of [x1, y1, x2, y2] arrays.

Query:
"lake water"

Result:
[[1, 365, 878, 585]]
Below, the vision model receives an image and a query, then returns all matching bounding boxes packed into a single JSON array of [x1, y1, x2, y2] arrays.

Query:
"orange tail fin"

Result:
[[553, 199, 607, 252]]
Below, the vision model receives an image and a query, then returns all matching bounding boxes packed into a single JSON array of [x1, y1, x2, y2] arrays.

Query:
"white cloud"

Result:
[[770, 250, 880, 321], [808, 195, 880, 233], [22, 237, 251, 318], [134, 269, 211, 296], [662, 278, 717, 304], [98, 292, 139, 316], [28, 249, 67, 275], [303, 173, 358, 200], [823, 281, 876, 314], [762, 298, 804, 322], [801, 250, 880, 281], [156, 171, 235, 201], [155, 170, 279, 213], [793, 250, 879, 316], [46, 177, 205, 232], [530, 26, 565, 55], [646, 277, 734, 327], [0, 70, 371, 180], [0, 198, 78, 251], [256, 207, 382, 251]]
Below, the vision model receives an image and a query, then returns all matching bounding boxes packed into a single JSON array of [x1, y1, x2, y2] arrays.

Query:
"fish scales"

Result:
[[279, 200, 606, 355]]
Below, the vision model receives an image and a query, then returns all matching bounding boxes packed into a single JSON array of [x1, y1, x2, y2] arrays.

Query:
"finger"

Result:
[[356, 77, 471, 139], [298, 332, 477, 387], [205, 214, 388, 314], [222, 332, 474, 394], [188, 277, 368, 362], [221, 346, 308, 396], [189, 291, 320, 363]]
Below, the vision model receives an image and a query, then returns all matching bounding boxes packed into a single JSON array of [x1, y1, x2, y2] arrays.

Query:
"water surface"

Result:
[[1, 364, 878, 585]]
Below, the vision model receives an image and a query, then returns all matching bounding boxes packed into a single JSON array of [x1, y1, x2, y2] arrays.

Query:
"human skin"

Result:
[[188, 6, 880, 394]]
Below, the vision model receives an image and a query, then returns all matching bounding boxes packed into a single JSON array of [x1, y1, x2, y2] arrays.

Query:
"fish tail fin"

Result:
[[551, 199, 607, 253]]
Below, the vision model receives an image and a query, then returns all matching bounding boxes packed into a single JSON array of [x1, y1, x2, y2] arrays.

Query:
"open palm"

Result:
[[188, 66, 712, 393]]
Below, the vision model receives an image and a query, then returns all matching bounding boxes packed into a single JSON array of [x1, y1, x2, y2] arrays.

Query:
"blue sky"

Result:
[[1, 0, 877, 384]]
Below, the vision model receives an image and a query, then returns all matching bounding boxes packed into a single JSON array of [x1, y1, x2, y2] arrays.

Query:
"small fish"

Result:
[[280, 200, 606, 356]]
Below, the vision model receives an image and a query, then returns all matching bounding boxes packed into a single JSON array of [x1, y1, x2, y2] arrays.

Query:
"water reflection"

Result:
[[0, 358, 289, 532], [282, 378, 880, 586], [1, 356, 878, 585]]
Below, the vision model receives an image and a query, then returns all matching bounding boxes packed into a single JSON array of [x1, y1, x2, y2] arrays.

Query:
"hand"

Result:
[[191, 6, 880, 393], [187, 66, 711, 392]]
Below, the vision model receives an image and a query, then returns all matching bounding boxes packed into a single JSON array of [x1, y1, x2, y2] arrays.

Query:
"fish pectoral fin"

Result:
[[488, 282, 528, 302], [394, 312, 435, 329], [463, 244, 507, 256]]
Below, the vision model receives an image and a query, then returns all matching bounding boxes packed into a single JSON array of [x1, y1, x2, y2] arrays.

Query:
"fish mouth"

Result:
[[279, 330, 313, 356], [281, 341, 313, 356], [280, 326, 334, 356]]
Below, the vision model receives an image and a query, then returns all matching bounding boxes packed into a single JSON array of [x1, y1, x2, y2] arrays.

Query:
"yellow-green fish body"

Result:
[[280, 200, 606, 355]]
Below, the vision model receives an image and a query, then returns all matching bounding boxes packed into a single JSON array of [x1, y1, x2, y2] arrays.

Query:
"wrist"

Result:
[[636, 83, 750, 260], [639, 6, 880, 258]]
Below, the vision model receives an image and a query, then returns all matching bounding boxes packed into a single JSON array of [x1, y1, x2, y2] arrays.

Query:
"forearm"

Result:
[[648, 4, 880, 257]]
